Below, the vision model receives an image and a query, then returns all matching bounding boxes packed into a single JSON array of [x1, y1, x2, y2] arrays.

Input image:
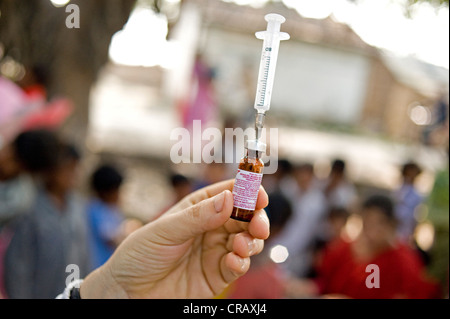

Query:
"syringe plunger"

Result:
[[261, 13, 285, 34]]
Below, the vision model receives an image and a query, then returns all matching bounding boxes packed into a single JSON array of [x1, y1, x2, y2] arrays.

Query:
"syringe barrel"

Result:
[[254, 14, 289, 113]]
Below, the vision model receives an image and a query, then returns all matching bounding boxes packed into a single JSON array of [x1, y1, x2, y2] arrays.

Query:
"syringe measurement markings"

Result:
[[258, 53, 271, 106]]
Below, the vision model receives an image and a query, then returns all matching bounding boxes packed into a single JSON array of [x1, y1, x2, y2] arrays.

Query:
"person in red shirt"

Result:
[[287, 195, 441, 299], [226, 191, 293, 299]]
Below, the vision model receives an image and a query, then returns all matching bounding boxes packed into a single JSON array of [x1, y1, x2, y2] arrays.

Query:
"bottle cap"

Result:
[[245, 139, 266, 153]]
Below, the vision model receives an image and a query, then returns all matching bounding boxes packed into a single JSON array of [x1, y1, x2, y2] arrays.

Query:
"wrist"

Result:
[[57, 279, 83, 299], [80, 264, 128, 299]]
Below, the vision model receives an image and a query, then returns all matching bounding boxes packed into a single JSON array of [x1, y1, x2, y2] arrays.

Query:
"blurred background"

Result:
[[0, 0, 448, 299]]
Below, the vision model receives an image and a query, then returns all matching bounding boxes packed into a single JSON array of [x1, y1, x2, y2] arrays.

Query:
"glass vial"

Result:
[[231, 139, 266, 222]]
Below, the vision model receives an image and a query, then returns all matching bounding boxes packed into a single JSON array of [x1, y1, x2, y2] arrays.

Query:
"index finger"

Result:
[[224, 209, 270, 240], [167, 179, 269, 214]]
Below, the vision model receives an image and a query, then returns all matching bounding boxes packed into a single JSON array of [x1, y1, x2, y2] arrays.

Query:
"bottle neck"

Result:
[[246, 149, 262, 159]]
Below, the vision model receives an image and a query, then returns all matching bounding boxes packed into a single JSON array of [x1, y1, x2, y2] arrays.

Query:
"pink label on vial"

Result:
[[232, 169, 263, 211]]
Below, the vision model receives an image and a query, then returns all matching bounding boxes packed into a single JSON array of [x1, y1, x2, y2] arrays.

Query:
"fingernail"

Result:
[[214, 191, 225, 212], [248, 239, 256, 255], [239, 257, 246, 271], [259, 211, 269, 227]]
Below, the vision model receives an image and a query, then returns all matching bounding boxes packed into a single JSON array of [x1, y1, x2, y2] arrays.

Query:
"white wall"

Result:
[[204, 28, 372, 124]]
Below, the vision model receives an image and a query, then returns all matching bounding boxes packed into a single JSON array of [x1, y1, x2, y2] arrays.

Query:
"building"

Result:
[[182, 0, 448, 144]]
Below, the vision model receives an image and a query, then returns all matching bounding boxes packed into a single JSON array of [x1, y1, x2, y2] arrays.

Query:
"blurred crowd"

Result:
[[0, 125, 446, 299], [0, 129, 142, 298], [223, 158, 445, 299], [152, 154, 445, 299]]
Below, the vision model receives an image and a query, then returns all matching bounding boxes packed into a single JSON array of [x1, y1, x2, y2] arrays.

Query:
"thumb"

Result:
[[153, 190, 233, 245]]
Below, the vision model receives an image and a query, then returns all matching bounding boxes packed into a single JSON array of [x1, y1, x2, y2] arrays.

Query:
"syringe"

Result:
[[253, 13, 289, 139]]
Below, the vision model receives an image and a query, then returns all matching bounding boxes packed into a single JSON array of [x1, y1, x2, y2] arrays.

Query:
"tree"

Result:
[[347, 0, 449, 17], [0, 0, 136, 142]]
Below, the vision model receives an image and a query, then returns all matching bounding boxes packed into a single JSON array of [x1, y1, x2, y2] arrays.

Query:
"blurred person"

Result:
[[271, 163, 327, 278], [0, 139, 34, 298], [286, 195, 440, 299], [262, 158, 297, 202], [0, 140, 34, 228], [276, 159, 298, 201], [0, 129, 60, 200], [87, 164, 140, 270], [325, 207, 351, 243], [0, 76, 32, 143], [182, 53, 218, 132], [0, 76, 72, 143], [153, 173, 193, 220], [227, 191, 293, 299], [0, 129, 60, 298], [169, 173, 193, 204], [394, 162, 424, 243], [305, 207, 351, 279], [4, 141, 91, 298], [320, 159, 357, 211], [9, 129, 60, 176], [193, 161, 228, 190], [423, 91, 449, 146], [58, 180, 270, 299]]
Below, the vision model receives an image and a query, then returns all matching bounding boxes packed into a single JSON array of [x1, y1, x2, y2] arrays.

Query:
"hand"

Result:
[[80, 179, 270, 298]]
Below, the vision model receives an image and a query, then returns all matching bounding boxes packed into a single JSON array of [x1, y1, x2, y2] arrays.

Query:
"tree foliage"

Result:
[[348, 0, 448, 17]]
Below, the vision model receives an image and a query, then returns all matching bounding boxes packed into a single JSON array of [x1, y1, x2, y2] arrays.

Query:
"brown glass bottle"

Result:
[[231, 140, 265, 222]]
